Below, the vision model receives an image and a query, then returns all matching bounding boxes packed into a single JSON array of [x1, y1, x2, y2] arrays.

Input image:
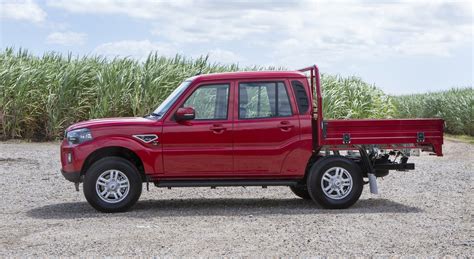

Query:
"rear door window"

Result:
[[239, 82, 292, 119]]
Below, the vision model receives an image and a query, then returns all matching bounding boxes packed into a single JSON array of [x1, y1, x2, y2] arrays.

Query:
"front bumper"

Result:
[[61, 170, 82, 183]]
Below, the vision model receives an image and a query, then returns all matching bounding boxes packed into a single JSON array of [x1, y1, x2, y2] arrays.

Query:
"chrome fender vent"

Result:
[[132, 134, 158, 143]]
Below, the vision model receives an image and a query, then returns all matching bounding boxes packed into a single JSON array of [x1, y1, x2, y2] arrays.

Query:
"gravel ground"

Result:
[[0, 140, 472, 256]]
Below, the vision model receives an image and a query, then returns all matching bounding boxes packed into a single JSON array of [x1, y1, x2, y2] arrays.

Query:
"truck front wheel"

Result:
[[83, 157, 142, 213], [307, 156, 363, 209]]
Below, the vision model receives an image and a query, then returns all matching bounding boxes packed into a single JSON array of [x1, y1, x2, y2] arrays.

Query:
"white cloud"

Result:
[[0, 0, 46, 23], [46, 0, 183, 19], [47, 0, 473, 67], [46, 31, 87, 46], [208, 49, 243, 64], [93, 40, 175, 60], [93, 41, 242, 64], [266, 1, 473, 68]]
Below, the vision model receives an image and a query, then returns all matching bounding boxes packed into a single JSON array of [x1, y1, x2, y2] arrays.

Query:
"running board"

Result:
[[154, 179, 299, 188]]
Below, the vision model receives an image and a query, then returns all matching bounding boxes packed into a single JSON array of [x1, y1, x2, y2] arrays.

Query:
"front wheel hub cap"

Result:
[[96, 169, 130, 204]]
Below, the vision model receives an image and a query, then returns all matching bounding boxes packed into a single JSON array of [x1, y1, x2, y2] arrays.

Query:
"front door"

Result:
[[161, 82, 233, 177], [233, 80, 300, 175]]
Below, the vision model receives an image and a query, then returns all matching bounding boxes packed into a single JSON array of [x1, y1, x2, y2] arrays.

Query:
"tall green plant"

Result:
[[0, 48, 250, 140], [320, 74, 395, 119], [393, 88, 473, 136], [0, 47, 426, 141]]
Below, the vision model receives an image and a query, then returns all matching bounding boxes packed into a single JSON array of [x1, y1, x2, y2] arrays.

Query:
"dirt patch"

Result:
[[0, 140, 472, 256], [0, 157, 39, 168]]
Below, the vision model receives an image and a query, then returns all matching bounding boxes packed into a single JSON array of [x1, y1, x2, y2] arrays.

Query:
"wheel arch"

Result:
[[303, 153, 323, 182], [81, 146, 147, 181], [304, 153, 367, 180]]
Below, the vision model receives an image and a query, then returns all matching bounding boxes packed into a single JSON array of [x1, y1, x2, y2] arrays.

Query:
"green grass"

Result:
[[0, 48, 248, 140], [392, 88, 473, 136], [321, 74, 395, 119], [0, 47, 471, 140]]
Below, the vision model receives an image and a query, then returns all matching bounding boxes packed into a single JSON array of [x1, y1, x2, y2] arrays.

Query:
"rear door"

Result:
[[233, 79, 301, 175]]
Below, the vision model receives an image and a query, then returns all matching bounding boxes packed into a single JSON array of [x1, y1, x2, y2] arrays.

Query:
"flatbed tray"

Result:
[[320, 118, 444, 156]]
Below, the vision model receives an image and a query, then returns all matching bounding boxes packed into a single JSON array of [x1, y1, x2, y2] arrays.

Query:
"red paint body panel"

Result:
[[190, 71, 306, 82], [322, 119, 444, 156], [61, 135, 161, 175], [233, 117, 302, 174], [162, 119, 234, 176], [60, 68, 444, 182]]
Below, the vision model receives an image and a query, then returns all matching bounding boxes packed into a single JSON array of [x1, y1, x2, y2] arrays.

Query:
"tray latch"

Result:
[[417, 132, 425, 143], [343, 133, 351, 144]]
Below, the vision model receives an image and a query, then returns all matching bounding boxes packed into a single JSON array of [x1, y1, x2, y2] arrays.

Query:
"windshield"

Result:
[[151, 80, 191, 118]]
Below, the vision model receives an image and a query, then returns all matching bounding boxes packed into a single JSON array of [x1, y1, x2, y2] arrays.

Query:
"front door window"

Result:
[[184, 84, 229, 120]]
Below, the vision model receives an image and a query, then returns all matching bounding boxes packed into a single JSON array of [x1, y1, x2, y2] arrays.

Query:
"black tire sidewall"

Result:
[[83, 157, 142, 213], [307, 156, 363, 209], [290, 185, 312, 200]]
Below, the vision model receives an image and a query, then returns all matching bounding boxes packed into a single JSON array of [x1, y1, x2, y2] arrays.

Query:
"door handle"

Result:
[[210, 124, 226, 134], [278, 121, 294, 131]]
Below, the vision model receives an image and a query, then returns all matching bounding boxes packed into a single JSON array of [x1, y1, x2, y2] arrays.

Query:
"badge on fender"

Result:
[[132, 134, 159, 143]]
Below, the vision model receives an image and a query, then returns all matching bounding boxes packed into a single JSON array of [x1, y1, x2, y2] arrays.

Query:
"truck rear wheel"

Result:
[[307, 156, 363, 209], [83, 157, 142, 213], [289, 185, 312, 200]]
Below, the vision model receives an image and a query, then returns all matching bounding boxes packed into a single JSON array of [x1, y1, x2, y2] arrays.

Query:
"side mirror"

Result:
[[175, 107, 195, 121]]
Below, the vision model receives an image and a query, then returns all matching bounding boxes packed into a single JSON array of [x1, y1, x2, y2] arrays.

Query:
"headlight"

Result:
[[66, 128, 93, 145]]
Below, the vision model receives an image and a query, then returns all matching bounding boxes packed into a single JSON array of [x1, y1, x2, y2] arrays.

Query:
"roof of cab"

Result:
[[189, 71, 307, 82]]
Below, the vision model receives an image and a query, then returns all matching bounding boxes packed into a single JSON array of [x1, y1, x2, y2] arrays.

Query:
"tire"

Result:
[[307, 156, 363, 209], [83, 157, 142, 213], [290, 185, 312, 200]]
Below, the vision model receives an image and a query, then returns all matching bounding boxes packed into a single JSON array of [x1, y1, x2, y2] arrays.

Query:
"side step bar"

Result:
[[154, 179, 299, 188]]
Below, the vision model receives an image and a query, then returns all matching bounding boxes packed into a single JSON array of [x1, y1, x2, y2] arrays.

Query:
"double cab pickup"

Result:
[[61, 65, 444, 212]]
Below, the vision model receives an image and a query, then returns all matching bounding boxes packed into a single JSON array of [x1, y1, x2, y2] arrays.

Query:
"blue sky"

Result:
[[0, 0, 472, 94]]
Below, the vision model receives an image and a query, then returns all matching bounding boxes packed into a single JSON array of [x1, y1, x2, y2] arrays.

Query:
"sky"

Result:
[[0, 0, 472, 95]]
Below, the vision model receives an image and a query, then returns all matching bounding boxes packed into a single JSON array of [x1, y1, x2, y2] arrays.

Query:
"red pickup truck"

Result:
[[60, 65, 444, 212]]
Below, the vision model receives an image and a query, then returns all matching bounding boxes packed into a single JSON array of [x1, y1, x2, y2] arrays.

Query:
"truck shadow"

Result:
[[27, 198, 422, 220]]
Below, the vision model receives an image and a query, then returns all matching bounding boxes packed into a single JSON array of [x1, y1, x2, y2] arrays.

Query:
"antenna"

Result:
[[195, 54, 209, 76], [195, 69, 202, 76]]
